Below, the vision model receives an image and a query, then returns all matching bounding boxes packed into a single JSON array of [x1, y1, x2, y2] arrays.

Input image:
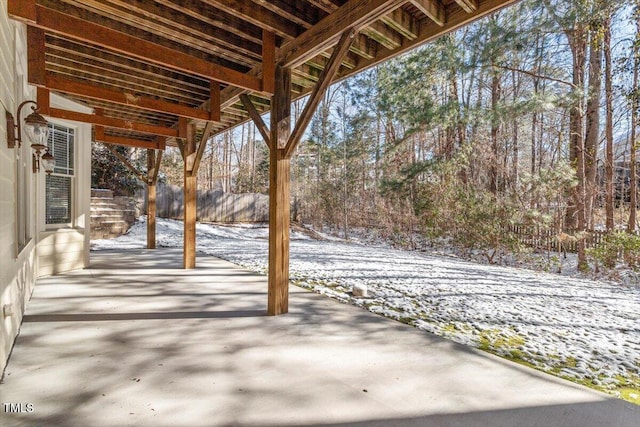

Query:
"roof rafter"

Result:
[[45, 74, 214, 121], [97, 127, 166, 151], [9, 1, 267, 94], [410, 0, 446, 27], [91, 0, 262, 62], [200, 0, 302, 39], [217, 0, 408, 112], [46, 107, 179, 138], [454, 0, 480, 13], [279, 0, 406, 68]]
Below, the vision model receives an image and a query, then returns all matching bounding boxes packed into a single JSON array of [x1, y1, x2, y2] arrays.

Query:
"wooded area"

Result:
[[93, 0, 640, 271]]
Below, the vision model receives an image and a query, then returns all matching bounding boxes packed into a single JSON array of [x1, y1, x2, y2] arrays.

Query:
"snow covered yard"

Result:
[[92, 217, 640, 404]]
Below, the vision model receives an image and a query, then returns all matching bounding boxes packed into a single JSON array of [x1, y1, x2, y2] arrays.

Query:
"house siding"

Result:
[[0, 0, 37, 375], [0, 1, 92, 373]]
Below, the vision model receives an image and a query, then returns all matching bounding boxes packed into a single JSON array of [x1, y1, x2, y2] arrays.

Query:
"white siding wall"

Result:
[[0, 0, 37, 374], [0, 3, 92, 372]]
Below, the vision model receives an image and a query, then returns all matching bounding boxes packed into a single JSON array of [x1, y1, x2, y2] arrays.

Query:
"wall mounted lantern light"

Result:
[[6, 101, 55, 174]]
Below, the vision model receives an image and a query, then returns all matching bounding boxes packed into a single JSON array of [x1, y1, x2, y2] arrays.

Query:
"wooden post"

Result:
[[147, 148, 156, 249], [184, 123, 197, 269], [268, 65, 291, 315]]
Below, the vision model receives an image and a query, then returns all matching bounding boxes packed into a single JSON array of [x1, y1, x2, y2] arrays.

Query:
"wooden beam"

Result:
[[217, 0, 405, 110], [200, 0, 300, 39], [361, 22, 403, 51], [8, 0, 36, 24], [454, 0, 479, 13], [410, 0, 446, 27], [104, 143, 146, 182], [278, 0, 405, 67], [381, 8, 419, 40], [240, 94, 271, 149], [214, 0, 517, 134], [309, 0, 419, 41], [348, 33, 376, 60], [49, 108, 178, 138], [176, 139, 185, 161], [88, 0, 262, 66], [96, 134, 165, 150], [183, 123, 197, 269], [20, 4, 264, 93], [268, 65, 291, 316], [94, 122, 165, 150], [210, 81, 221, 122], [285, 29, 356, 158], [27, 26, 46, 86], [154, 0, 263, 45], [348, 0, 521, 84], [147, 148, 157, 250], [190, 122, 215, 177], [262, 30, 276, 94], [45, 75, 210, 121], [152, 147, 163, 184]]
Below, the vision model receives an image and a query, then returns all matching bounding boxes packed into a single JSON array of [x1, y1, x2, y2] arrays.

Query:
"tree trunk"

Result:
[[630, 12, 640, 233], [511, 69, 519, 187], [567, 27, 587, 267], [490, 69, 501, 195], [585, 22, 603, 230], [604, 15, 614, 232]]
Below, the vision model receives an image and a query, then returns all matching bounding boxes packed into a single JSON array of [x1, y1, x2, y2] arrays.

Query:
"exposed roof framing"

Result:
[[8, 0, 519, 150]]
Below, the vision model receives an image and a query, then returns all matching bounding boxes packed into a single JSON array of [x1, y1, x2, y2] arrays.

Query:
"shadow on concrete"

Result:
[[23, 310, 266, 322], [2, 249, 638, 427]]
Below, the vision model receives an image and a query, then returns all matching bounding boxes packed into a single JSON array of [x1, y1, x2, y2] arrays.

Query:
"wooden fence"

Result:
[[508, 225, 607, 253], [138, 183, 269, 223]]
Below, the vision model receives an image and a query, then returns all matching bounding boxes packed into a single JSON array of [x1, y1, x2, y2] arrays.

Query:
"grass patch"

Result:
[[620, 388, 640, 405], [478, 329, 525, 352]]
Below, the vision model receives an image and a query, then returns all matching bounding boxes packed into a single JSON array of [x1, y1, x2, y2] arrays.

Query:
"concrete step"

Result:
[[91, 207, 134, 213], [91, 217, 128, 225], [91, 189, 114, 199], [90, 188, 136, 240], [90, 200, 123, 206], [92, 221, 128, 234], [91, 205, 135, 211]]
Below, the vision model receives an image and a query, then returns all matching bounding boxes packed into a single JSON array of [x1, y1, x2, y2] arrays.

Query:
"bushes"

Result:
[[413, 152, 522, 262], [91, 143, 141, 196], [588, 232, 640, 270]]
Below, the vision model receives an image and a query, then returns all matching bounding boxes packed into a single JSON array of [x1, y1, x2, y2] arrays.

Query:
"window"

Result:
[[45, 123, 75, 226]]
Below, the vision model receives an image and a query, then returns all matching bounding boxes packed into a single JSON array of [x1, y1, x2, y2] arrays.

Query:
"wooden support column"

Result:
[[268, 65, 291, 316], [184, 123, 197, 269], [147, 148, 157, 249], [266, 31, 355, 315]]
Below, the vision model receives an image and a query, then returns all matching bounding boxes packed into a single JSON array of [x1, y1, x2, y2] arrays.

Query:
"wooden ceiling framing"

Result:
[[8, 0, 518, 151]]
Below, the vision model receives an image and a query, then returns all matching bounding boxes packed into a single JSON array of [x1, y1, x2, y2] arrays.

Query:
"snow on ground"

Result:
[[92, 217, 640, 403]]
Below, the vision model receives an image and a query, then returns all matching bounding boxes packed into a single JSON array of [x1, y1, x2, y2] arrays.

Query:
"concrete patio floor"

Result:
[[1, 249, 638, 427]]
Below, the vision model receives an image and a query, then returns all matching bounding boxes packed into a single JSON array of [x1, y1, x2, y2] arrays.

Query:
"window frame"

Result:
[[44, 122, 76, 229]]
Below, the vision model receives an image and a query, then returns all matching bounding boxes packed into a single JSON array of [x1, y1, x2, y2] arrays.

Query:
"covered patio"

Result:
[[7, 0, 523, 315], [1, 249, 637, 426]]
